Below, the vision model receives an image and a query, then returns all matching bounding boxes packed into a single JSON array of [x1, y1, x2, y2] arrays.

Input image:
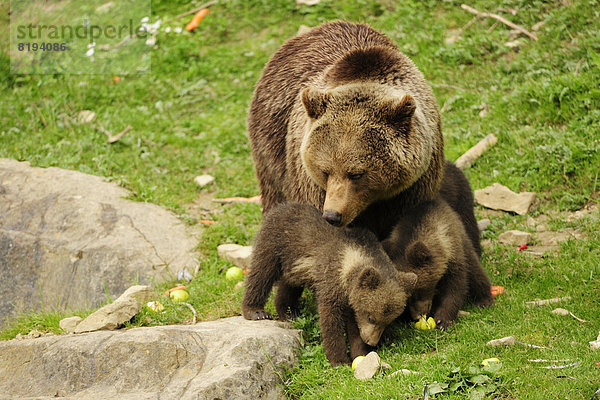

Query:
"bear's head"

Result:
[[348, 266, 417, 346], [403, 240, 448, 320], [300, 83, 436, 227]]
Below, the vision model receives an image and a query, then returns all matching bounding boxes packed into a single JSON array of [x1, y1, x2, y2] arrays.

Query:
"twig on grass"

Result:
[[455, 134, 498, 170], [172, 1, 218, 21], [178, 302, 197, 324], [551, 307, 590, 323], [536, 361, 581, 369], [95, 122, 132, 143], [212, 195, 261, 204], [461, 4, 538, 41], [526, 296, 572, 306]]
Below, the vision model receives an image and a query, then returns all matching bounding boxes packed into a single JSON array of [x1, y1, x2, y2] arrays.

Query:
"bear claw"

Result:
[[244, 310, 273, 320]]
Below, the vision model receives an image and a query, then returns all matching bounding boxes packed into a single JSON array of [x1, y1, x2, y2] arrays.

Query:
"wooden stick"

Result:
[[461, 4, 538, 41], [212, 195, 261, 204], [526, 296, 572, 306], [455, 133, 498, 169], [172, 1, 218, 21]]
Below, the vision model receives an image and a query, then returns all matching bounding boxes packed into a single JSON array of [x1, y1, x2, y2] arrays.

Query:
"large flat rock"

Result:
[[0, 159, 198, 323], [0, 317, 303, 399]]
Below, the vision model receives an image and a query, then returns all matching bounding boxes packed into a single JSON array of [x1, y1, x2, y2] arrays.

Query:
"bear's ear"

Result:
[[397, 271, 418, 292], [358, 267, 382, 290], [302, 87, 329, 120], [382, 93, 416, 129], [406, 240, 432, 268]]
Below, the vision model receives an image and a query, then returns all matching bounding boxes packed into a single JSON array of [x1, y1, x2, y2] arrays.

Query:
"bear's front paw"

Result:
[[329, 357, 352, 367], [474, 296, 495, 308], [243, 309, 273, 320], [434, 318, 453, 331]]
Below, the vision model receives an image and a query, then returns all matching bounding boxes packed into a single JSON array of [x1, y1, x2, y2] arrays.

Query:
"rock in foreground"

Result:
[[0, 317, 302, 399]]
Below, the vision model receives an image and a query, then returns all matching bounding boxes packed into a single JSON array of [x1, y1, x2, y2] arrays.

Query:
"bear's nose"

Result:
[[323, 210, 342, 226]]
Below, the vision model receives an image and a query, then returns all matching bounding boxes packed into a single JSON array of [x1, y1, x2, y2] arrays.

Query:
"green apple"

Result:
[[226, 266, 244, 282], [169, 289, 190, 302], [414, 315, 436, 330], [352, 356, 365, 370]]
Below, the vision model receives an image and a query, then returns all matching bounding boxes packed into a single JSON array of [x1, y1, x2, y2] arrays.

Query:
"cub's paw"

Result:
[[434, 318, 454, 331], [329, 357, 352, 367], [243, 309, 273, 320], [474, 296, 495, 308], [276, 306, 301, 322]]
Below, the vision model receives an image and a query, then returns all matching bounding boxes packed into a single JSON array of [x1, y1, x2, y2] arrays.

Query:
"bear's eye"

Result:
[[347, 172, 364, 181], [368, 316, 376, 324]]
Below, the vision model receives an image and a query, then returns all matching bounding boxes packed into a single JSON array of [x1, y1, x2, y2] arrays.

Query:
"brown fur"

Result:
[[382, 198, 493, 329], [242, 203, 417, 366], [439, 161, 482, 258], [248, 21, 444, 239]]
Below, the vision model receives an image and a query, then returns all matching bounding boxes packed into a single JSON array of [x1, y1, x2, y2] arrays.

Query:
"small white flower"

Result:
[[87, 42, 96, 48], [86, 48, 95, 57], [165, 27, 171, 33], [145, 36, 156, 46], [173, 27, 182, 33], [141, 16, 149, 23]]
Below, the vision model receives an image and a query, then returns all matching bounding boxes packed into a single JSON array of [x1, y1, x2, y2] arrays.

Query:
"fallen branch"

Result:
[[461, 4, 538, 41], [455, 133, 498, 169], [536, 361, 581, 369], [178, 302, 197, 324], [213, 195, 261, 204], [526, 296, 572, 306], [551, 307, 589, 323], [96, 123, 132, 143]]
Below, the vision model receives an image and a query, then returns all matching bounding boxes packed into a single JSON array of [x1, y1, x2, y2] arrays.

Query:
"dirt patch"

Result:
[[184, 190, 221, 221]]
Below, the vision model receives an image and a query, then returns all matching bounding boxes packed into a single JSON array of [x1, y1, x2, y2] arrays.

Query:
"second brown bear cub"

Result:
[[242, 203, 417, 366], [382, 198, 494, 329]]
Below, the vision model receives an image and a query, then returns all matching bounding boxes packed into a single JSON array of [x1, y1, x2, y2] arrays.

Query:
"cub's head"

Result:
[[300, 83, 434, 226], [348, 267, 417, 346]]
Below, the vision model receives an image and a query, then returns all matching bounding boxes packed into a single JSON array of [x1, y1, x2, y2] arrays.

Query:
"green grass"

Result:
[[1, 0, 599, 398]]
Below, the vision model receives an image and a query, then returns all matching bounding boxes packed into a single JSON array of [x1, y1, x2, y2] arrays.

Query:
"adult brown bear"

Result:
[[248, 20, 444, 239]]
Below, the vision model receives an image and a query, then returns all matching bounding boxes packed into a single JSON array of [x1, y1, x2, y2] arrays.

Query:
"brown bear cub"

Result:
[[242, 203, 417, 366], [382, 198, 493, 329]]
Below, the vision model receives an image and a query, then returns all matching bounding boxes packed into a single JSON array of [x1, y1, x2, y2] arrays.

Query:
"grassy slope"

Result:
[[1, 0, 599, 398]]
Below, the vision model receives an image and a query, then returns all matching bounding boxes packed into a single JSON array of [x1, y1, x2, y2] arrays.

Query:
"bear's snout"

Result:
[[323, 210, 343, 226]]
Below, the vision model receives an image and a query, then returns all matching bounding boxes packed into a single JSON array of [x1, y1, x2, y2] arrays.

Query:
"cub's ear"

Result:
[[382, 93, 416, 129], [358, 267, 382, 290], [397, 271, 418, 292], [405, 240, 432, 268], [302, 87, 329, 120]]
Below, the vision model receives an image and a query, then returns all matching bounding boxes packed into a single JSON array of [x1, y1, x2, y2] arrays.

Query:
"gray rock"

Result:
[[74, 285, 155, 333], [474, 183, 536, 215], [477, 218, 491, 232], [193, 174, 215, 187], [498, 230, 531, 246], [387, 369, 418, 378], [218, 243, 253, 270], [59, 316, 83, 333], [486, 336, 516, 347], [0, 159, 198, 324], [354, 351, 381, 380], [0, 317, 302, 399]]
